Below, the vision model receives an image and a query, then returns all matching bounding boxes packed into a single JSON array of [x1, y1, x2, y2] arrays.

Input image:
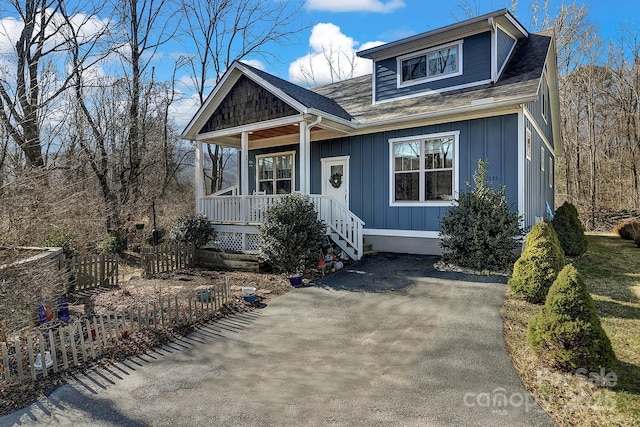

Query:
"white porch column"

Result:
[[299, 120, 309, 194], [194, 140, 204, 212], [240, 131, 249, 224]]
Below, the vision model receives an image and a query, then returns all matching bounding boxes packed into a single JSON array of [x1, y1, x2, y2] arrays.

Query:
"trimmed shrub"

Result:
[[508, 221, 566, 303], [169, 213, 215, 248], [258, 193, 326, 275], [551, 201, 587, 256], [528, 264, 615, 371], [439, 159, 523, 271], [42, 226, 79, 259]]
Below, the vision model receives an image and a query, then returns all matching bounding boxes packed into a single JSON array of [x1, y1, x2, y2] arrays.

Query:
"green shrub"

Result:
[[527, 264, 615, 371], [42, 226, 79, 259], [439, 159, 523, 271], [97, 235, 119, 254], [551, 202, 587, 256], [169, 213, 215, 248], [258, 193, 326, 275], [508, 221, 566, 303]]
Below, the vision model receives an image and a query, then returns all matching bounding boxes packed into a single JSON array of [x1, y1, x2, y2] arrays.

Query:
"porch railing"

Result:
[[199, 194, 364, 259]]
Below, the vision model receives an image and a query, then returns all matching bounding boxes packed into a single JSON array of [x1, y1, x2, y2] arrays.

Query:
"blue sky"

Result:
[[268, 0, 639, 84], [0, 0, 637, 130]]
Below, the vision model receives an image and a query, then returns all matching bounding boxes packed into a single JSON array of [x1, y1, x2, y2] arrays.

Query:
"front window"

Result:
[[256, 152, 294, 194], [390, 132, 458, 204], [399, 41, 462, 86]]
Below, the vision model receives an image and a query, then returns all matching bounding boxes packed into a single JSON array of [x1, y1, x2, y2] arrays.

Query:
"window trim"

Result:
[[388, 131, 460, 207], [255, 150, 296, 194], [396, 40, 463, 88], [540, 146, 545, 172], [526, 128, 532, 161], [549, 156, 553, 188]]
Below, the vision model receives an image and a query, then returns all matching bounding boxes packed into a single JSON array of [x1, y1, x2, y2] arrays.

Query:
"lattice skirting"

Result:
[[214, 226, 260, 252]]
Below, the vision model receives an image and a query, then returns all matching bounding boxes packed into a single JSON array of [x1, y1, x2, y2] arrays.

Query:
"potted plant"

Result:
[[258, 194, 326, 286]]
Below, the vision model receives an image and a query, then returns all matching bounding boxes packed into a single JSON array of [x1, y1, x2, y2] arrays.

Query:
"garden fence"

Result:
[[69, 253, 119, 290], [141, 242, 195, 276], [0, 278, 230, 384]]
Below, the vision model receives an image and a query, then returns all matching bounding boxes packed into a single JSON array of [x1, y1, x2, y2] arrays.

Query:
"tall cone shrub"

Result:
[[439, 159, 522, 271], [527, 264, 615, 371], [508, 221, 565, 303], [551, 201, 587, 256]]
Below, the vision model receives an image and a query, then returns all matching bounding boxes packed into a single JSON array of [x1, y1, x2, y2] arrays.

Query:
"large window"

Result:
[[256, 152, 294, 194], [390, 132, 458, 205], [398, 41, 462, 86]]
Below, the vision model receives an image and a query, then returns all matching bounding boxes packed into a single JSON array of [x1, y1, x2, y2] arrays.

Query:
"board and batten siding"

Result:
[[525, 81, 553, 144], [497, 28, 517, 73], [523, 117, 555, 227], [310, 114, 519, 233], [374, 31, 492, 102]]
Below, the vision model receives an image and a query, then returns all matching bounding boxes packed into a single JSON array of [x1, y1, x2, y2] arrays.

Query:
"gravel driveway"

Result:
[[1, 254, 555, 426]]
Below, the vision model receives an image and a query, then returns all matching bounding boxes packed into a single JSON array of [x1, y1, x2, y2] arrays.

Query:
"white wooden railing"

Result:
[[199, 194, 364, 260]]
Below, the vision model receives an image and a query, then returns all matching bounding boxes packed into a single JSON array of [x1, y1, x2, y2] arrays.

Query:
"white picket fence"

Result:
[[0, 279, 230, 384]]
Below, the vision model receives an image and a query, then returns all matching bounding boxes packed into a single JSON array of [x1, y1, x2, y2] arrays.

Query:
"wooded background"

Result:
[[0, 0, 638, 253]]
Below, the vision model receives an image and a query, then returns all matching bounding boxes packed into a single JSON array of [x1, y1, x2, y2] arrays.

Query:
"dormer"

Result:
[[357, 9, 528, 104]]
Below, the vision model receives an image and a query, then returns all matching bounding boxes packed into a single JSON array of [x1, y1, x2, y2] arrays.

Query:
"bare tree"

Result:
[[179, 0, 303, 193], [0, 0, 99, 169]]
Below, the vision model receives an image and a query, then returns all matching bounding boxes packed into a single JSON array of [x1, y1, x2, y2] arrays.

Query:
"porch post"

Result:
[[299, 120, 309, 194], [240, 131, 249, 224], [194, 140, 204, 212]]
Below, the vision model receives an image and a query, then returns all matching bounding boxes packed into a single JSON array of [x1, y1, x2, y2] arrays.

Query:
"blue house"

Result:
[[181, 9, 561, 259]]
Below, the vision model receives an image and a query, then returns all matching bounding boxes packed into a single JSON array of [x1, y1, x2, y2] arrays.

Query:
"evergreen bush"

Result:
[[508, 221, 565, 303], [439, 159, 522, 271], [258, 193, 326, 275], [551, 201, 587, 256], [527, 264, 615, 371], [169, 212, 215, 248]]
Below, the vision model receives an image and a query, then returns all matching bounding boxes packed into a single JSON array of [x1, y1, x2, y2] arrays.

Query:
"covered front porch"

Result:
[[198, 193, 363, 260], [182, 62, 364, 260]]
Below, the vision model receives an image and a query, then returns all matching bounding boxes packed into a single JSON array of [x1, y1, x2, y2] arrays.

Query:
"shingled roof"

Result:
[[311, 31, 552, 126], [241, 62, 354, 122]]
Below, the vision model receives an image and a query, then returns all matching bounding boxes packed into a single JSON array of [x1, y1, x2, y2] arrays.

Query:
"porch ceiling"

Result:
[[200, 124, 340, 149]]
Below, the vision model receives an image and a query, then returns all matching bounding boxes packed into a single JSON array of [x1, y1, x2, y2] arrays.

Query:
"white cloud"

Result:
[[288, 23, 384, 88], [305, 0, 405, 13], [239, 59, 265, 71]]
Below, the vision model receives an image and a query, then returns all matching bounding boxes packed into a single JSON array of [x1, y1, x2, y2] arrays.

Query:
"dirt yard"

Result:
[[1, 267, 305, 416]]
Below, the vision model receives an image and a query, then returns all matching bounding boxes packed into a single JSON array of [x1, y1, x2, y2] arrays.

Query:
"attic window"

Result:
[[398, 41, 463, 87]]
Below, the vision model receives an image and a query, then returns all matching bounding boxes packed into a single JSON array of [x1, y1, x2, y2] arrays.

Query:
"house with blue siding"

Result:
[[181, 9, 561, 259]]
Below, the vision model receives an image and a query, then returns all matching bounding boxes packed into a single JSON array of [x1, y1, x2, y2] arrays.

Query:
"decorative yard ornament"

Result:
[[329, 172, 343, 188]]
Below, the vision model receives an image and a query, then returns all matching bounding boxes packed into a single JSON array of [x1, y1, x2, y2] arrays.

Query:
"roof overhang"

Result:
[[181, 61, 355, 142], [357, 9, 528, 61]]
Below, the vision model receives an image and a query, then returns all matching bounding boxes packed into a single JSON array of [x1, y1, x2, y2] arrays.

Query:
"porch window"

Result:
[[398, 41, 462, 87], [256, 152, 294, 194], [390, 131, 458, 205]]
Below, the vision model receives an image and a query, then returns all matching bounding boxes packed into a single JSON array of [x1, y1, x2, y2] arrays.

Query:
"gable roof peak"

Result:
[[358, 8, 528, 61]]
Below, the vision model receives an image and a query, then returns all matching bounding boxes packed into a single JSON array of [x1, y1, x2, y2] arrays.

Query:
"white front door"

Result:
[[321, 156, 349, 208]]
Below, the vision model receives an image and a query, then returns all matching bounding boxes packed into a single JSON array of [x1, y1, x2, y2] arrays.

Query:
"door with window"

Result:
[[321, 156, 349, 208]]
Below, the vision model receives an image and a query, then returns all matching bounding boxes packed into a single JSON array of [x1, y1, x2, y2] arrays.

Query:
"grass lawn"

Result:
[[503, 233, 640, 427]]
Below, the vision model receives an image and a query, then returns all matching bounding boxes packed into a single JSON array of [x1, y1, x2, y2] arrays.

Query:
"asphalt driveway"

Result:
[[1, 254, 555, 426]]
